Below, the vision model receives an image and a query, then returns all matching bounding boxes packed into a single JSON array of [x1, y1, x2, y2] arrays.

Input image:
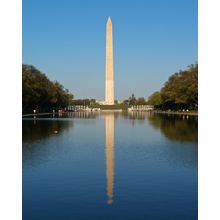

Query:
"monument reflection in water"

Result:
[[105, 113, 114, 204], [23, 112, 197, 220]]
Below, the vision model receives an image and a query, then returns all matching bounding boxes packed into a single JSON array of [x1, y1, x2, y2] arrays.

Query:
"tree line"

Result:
[[22, 64, 74, 113], [147, 64, 198, 110], [22, 63, 198, 113], [123, 94, 147, 106], [72, 99, 96, 106]]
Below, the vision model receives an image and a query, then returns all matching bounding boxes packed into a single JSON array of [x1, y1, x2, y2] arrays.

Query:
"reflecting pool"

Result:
[[23, 112, 198, 220]]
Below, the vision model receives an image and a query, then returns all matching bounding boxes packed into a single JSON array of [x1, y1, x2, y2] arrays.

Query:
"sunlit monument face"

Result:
[[105, 17, 114, 105]]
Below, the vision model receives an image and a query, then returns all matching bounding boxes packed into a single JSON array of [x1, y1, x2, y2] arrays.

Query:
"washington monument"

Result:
[[105, 17, 114, 105]]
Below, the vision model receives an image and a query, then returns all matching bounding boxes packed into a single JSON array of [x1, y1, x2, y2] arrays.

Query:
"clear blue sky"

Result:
[[23, 0, 197, 100]]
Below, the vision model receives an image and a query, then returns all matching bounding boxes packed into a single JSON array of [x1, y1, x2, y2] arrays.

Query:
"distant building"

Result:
[[66, 105, 100, 112], [97, 100, 106, 105], [128, 105, 154, 111]]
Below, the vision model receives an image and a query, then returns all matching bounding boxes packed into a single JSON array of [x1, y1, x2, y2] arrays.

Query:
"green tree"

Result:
[[160, 64, 198, 109], [147, 92, 161, 106], [22, 64, 74, 113], [147, 63, 198, 110], [128, 93, 136, 105], [136, 97, 146, 105]]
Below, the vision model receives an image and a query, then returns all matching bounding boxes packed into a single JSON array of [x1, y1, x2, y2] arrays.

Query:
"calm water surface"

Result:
[[23, 112, 198, 220]]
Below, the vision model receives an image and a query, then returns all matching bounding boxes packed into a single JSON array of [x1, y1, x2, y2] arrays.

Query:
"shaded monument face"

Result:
[[105, 17, 114, 105]]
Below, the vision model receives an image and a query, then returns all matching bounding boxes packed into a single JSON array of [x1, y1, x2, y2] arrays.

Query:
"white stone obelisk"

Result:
[[105, 17, 114, 105]]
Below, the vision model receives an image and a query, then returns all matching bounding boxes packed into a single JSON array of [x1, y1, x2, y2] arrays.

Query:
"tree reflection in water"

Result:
[[23, 112, 197, 144], [23, 119, 74, 143], [120, 111, 197, 142], [22, 119, 74, 166], [147, 113, 198, 143]]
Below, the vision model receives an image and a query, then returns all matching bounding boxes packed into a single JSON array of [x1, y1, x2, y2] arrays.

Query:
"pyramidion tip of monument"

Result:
[[107, 16, 112, 23]]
